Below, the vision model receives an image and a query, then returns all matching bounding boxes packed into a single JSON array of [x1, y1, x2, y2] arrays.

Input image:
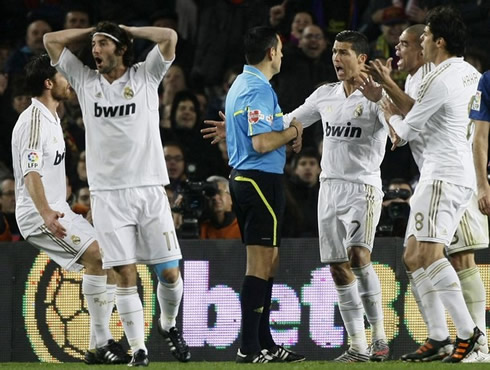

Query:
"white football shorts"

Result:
[[405, 180, 473, 246], [27, 208, 95, 272], [318, 180, 383, 264], [91, 186, 182, 269]]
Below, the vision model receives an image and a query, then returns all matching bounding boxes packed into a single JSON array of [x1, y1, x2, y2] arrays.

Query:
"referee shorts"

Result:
[[229, 169, 285, 247]]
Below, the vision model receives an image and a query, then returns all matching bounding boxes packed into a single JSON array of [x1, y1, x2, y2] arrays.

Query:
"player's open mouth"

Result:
[[94, 57, 102, 65]]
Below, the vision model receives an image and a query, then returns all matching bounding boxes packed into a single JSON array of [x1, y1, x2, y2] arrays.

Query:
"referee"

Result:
[[225, 26, 305, 364]]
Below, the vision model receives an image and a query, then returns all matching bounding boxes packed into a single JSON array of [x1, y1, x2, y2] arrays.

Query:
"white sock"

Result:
[[407, 271, 430, 328], [116, 286, 147, 353], [458, 267, 487, 352], [105, 283, 117, 328], [412, 267, 449, 341], [82, 274, 112, 348], [352, 263, 386, 341], [157, 276, 183, 332], [426, 258, 475, 339], [336, 280, 368, 354]]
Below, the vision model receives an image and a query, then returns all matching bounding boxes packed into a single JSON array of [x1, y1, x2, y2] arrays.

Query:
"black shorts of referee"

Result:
[[229, 168, 285, 247]]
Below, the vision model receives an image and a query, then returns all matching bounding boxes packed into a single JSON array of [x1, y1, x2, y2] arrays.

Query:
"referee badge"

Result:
[[354, 103, 363, 118], [123, 86, 134, 100]]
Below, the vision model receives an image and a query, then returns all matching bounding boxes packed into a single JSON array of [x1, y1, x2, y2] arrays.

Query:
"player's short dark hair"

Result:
[[335, 30, 369, 57], [244, 26, 279, 65], [426, 6, 466, 56], [93, 21, 134, 67], [24, 54, 57, 97]]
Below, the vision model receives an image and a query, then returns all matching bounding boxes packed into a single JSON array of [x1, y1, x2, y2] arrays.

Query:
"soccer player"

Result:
[[382, 6, 485, 362], [472, 71, 490, 215], [203, 30, 392, 363], [226, 26, 305, 364], [43, 22, 190, 366], [11, 54, 127, 364], [367, 23, 489, 362]]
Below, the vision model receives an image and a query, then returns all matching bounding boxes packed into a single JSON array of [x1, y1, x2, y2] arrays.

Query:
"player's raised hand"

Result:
[[355, 73, 382, 103], [202, 111, 226, 144], [366, 58, 393, 86], [41, 208, 67, 239]]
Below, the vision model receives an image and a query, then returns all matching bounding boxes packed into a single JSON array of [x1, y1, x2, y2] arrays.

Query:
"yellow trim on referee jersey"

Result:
[[234, 175, 278, 246], [234, 109, 244, 116], [275, 112, 283, 117]]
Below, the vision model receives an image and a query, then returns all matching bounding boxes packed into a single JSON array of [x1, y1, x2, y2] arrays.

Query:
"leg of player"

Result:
[[79, 242, 128, 365], [450, 251, 490, 363], [258, 248, 305, 363], [350, 247, 389, 362], [153, 261, 190, 362], [401, 237, 452, 362], [113, 264, 149, 367], [331, 262, 369, 362]]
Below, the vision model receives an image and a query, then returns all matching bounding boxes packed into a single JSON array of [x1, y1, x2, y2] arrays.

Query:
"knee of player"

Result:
[[402, 248, 419, 271], [329, 262, 354, 285], [348, 246, 371, 267], [153, 260, 180, 283], [448, 250, 475, 272], [80, 241, 103, 270]]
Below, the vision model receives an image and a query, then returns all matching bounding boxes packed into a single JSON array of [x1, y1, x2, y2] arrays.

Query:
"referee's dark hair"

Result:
[[25, 54, 56, 97], [92, 21, 134, 67], [335, 30, 369, 57], [244, 26, 279, 65], [426, 6, 466, 56]]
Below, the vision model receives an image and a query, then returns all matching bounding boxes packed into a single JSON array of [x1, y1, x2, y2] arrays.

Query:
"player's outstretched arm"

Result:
[[25, 172, 66, 238], [473, 119, 490, 215], [119, 25, 177, 61], [43, 28, 94, 64]]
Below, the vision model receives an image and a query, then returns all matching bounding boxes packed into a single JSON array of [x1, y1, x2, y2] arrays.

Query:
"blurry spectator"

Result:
[[164, 142, 188, 195], [0, 177, 21, 241], [273, 25, 335, 147], [268, 0, 365, 43], [0, 82, 30, 171], [139, 9, 194, 76], [72, 186, 92, 223], [160, 64, 187, 126], [465, 46, 488, 74], [206, 64, 241, 120], [369, 6, 410, 88], [200, 176, 241, 239], [5, 19, 52, 78], [377, 178, 412, 237], [66, 175, 76, 207], [168, 90, 228, 179], [270, 9, 314, 47], [71, 150, 88, 191], [62, 5, 95, 68], [283, 148, 321, 237], [191, 0, 269, 87]]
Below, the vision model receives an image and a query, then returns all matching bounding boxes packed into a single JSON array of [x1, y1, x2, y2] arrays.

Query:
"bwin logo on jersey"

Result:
[[53, 150, 65, 165], [94, 102, 136, 118], [325, 122, 361, 138]]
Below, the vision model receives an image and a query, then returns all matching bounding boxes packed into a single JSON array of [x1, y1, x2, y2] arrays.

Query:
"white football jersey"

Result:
[[54, 46, 172, 191], [405, 63, 433, 169], [391, 57, 480, 189], [12, 98, 70, 237], [284, 82, 389, 190]]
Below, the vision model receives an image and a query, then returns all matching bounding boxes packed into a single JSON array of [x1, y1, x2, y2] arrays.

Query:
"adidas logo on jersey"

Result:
[[325, 122, 361, 138], [94, 102, 136, 118]]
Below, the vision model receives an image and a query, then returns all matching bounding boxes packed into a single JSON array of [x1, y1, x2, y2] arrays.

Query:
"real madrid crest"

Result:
[[123, 86, 134, 100], [71, 235, 81, 245], [354, 103, 363, 118]]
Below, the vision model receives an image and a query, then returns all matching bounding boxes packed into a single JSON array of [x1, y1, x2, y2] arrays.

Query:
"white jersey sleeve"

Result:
[[284, 87, 323, 128]]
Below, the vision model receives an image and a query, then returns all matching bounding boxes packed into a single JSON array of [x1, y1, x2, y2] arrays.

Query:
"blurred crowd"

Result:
[[1, 0, 489, 241]]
